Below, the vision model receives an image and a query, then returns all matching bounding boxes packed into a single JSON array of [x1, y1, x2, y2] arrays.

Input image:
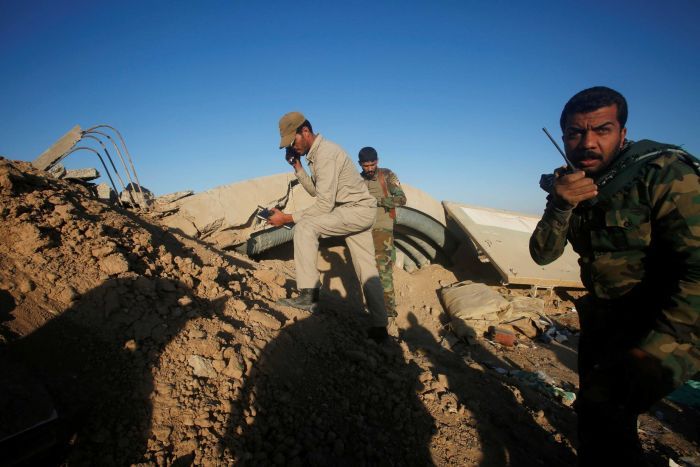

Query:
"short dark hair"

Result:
[[296, 120, 313, 134], [358, 147, 378, 162], [560, 86, 628, 131]]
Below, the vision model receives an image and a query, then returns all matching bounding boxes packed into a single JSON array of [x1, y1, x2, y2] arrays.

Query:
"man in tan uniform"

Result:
[[267, 112, 389, 341]]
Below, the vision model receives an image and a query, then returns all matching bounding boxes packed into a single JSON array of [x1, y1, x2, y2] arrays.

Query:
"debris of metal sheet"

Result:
[[64, 167, 100, 181], [31, 124, 150, 209], [443, 201, 583, 288]]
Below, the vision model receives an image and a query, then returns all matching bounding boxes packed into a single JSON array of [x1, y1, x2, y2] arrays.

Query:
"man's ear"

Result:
[[620, 127, 627, 148]]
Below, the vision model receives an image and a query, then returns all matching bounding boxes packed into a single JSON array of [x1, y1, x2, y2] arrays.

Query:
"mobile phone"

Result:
[[256, 207, 271, 220], [256, 206, 293, 229]]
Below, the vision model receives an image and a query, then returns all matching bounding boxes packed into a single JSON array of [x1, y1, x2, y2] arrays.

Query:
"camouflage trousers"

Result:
[[372, 228, 397, 318]]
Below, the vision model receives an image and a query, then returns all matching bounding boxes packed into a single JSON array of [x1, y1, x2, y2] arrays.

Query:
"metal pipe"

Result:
[[63, 147, 123, 207], [80, 134, 132, 203], [84, 125, 147, 208]]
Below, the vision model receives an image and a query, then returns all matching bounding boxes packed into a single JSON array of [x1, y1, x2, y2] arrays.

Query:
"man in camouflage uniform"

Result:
[[529, 86, 699, 465], [358, 147, 407, 322]]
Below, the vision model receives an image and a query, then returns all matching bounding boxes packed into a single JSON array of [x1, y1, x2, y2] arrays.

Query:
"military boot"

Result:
[[277, 288, 319, 313]]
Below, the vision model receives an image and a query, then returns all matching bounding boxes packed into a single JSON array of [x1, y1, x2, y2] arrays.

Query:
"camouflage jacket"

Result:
[[529, 140, 700, 384], [363, 168, 407, 231]]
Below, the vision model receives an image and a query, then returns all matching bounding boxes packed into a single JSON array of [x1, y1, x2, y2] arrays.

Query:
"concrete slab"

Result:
[[443, 201, 583, 288], [156, 190, 194, 205], [64, 168, 100, 181], [32, 125, 82, 171], [160, 172, 444, 247]]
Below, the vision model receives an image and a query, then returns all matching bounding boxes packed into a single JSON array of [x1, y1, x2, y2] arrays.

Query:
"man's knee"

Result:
[[293, 218, 318, 240]]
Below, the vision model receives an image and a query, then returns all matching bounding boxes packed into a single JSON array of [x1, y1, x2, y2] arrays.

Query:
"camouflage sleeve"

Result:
[[295, 167, 316, 197], [378, 169, 407, 209], [529, 199, 572, 265], [638, 157, 700, 385]]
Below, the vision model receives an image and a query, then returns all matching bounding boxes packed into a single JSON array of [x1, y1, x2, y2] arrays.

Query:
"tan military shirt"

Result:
[[292, 134, 375, 220]]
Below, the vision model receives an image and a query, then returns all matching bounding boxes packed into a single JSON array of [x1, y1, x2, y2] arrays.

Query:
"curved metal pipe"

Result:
[[234, 225, 295, 256], [395, 226, 441, 263], [394, 237, 430, 268], [82, 129, 139, 206], [395, 207, 458, 256], [84, 125, 146, 206], [63, 147, 123, 207], [396, 246, 417, 273], [80, 134, 131, 202]]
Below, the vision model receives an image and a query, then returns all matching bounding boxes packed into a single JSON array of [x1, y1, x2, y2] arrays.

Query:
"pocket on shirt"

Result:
[[590, 207, 651, 252]]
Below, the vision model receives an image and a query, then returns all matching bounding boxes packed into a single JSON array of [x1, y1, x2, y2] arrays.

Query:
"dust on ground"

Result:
[[0, 157, 697, 466]]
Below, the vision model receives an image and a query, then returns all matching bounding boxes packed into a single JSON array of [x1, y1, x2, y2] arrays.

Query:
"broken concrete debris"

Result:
[[443, 202, 583, 288], [96, 182, 116, 203], [32, 125, 83, 171], [64, 167, 100, 181], [119, 183, 154, 207], [48, 163, 67, 178], [32, 124, 149, 209], [155, 190, 193, 205]]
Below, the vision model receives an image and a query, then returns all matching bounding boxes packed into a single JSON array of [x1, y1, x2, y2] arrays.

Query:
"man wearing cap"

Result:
[[358, 147, 407, 324], [268, 112, 390, 341]]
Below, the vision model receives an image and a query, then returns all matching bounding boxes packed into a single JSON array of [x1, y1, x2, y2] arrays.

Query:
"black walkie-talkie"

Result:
[[541, 127, 597, 207], [542, 128, 576, 171]]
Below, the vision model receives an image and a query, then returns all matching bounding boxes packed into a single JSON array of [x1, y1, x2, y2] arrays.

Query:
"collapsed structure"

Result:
[[1, 125, 697, 465], [32, 125, 150, 209]]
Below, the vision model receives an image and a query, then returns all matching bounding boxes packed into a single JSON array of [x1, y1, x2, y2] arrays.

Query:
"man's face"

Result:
[[360, 160, 378, 178], [562, 104, 627, 176], [290, 127, 313, 155]]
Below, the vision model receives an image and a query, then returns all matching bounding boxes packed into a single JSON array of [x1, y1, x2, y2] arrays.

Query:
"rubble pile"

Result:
[[0, 158, 471, 465], [1, 157, 696, 466]]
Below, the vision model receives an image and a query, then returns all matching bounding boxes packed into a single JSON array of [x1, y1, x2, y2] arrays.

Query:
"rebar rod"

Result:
[[63, 147, 124, 207], [82, 129, 140, 206], [84, 125, 147, 208], [80, 134, 133, 204]]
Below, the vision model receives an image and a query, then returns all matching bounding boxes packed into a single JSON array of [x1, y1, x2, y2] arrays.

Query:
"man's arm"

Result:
[[295, 167, 317, 196], [291, 159, 317, 196], [530, 168, 596, 264], [529, 201, 572, 265], [378, 169, 407, 208], [637, 159, 700, 386], [293, 147, 339, 220]]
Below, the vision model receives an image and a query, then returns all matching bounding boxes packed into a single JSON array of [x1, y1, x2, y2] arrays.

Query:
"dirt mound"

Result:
[[0, 157, 696, 466]]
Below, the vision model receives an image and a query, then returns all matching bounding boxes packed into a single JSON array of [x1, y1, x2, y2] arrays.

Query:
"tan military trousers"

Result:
[[293, 204, 388, 327]]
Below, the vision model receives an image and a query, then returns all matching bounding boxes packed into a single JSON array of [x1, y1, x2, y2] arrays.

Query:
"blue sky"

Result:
[[1, 0, 698, 214]]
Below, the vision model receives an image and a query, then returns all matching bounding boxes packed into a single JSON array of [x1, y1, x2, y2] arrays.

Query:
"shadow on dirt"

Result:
[[0, 289, 19, 343], [402, 312, 577, 466], [3, 277, 228, 465], [223, 306, 436, 465]]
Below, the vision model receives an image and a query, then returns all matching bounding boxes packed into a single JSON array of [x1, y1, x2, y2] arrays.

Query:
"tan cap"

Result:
[[278, 111, 306, 148]]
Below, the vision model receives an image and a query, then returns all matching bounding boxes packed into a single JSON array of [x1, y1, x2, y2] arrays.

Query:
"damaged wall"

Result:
[[156, 173, 445, 250]]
